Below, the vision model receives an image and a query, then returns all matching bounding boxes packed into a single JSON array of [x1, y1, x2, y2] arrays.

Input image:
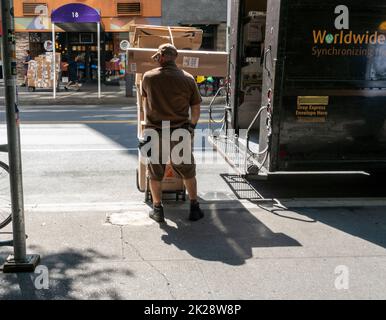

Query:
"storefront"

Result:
[[53, 32, 129, 83], [25, 30, 129, 83], [14, 1, 162, 94], [50, 3, 103, 97]]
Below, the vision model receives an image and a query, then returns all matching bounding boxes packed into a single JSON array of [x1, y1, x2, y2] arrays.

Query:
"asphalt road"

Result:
[[0, 104, 228, 206], [3, 104, 385, 202]]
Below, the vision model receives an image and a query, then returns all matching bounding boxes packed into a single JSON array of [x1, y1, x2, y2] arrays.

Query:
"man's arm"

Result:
[[140, 76, 148, 129], [191, 104, 201, 127], [141, 76, 148, 98], [190, 78, 202, 128]]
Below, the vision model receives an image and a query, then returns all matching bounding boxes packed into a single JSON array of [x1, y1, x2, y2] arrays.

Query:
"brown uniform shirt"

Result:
[[141, 61, 202, 129]]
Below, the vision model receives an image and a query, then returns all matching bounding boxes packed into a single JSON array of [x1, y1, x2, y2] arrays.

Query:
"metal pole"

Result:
[[226, 0, 232, 53], [1, 0, 40, 272], [125, 73, 134, 97], [97, 22, 101, 99], [0, 34, 4, 83], [52, 22, 56, 99], [125, 49, 133, 98]]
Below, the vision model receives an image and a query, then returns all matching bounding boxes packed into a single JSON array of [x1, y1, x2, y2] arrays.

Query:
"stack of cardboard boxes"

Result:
[[27, 53, 61, 89], [127, 25, 228, 77], [133, 25, 229, 197]]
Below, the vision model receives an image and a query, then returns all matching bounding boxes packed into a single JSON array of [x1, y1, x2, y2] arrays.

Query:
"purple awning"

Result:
[[51, 3, 101, 24]]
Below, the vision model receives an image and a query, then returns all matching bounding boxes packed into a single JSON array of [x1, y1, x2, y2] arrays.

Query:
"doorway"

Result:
[[56, 32, 100, 83]]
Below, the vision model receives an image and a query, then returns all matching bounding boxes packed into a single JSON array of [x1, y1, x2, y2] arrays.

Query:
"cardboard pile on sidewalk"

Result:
[[27, 52, 61, 89]]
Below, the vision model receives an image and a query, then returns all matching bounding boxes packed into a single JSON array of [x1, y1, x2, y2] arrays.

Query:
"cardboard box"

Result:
[[162, 164, 185, 191], [133, 25, 203, 50], [127, 48, 229, 77], [137, 35, 202, 50], [27, 52, 61, 88], [137, 152, 185, 193]]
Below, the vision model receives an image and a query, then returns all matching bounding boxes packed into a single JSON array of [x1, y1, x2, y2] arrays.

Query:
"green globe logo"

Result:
[[325, 34, 334, 44]]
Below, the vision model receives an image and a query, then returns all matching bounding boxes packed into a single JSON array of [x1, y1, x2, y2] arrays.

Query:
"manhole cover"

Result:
[[199, 192, 236, 201], [106, 210, 153, 226]]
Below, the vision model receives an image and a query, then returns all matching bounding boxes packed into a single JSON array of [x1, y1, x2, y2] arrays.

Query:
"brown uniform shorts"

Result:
[[144, 129, 196, 182]]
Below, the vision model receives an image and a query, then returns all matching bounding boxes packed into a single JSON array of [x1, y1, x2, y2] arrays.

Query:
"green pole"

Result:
[[1, 0, 40, 273]]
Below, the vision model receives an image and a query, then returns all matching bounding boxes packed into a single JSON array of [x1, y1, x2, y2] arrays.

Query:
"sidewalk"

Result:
[[1, 198, 386, 300], [17, 83, 136, 106]]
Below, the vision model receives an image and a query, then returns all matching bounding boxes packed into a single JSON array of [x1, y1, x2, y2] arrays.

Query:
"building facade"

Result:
[[14, 0, 162, 83], [161, 0, 227, 51]]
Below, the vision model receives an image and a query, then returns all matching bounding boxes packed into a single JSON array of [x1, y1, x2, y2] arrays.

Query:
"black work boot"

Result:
[[189, 201, 204, 222], [149, 204, 165, 223]]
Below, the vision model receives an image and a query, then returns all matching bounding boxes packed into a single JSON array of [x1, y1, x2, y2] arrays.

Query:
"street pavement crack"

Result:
[[120, 227, 125, 260], [124, 240, 177, 300], [196, 261, 215, 299]]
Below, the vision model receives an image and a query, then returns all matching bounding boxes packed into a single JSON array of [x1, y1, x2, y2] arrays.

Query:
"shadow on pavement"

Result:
[[160, 200, 301, 266], [221, 174, 386, 250], [286, 207, 386, 250], [0, 247, 132, 300], [87, 123, 138, 150]]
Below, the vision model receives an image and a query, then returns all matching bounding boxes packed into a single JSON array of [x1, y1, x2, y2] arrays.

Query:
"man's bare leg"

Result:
[[149, 179, 165, 223], [184, 177, 204, 221], [183, 177, 198, 201], [149, 179, 163, 206]]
